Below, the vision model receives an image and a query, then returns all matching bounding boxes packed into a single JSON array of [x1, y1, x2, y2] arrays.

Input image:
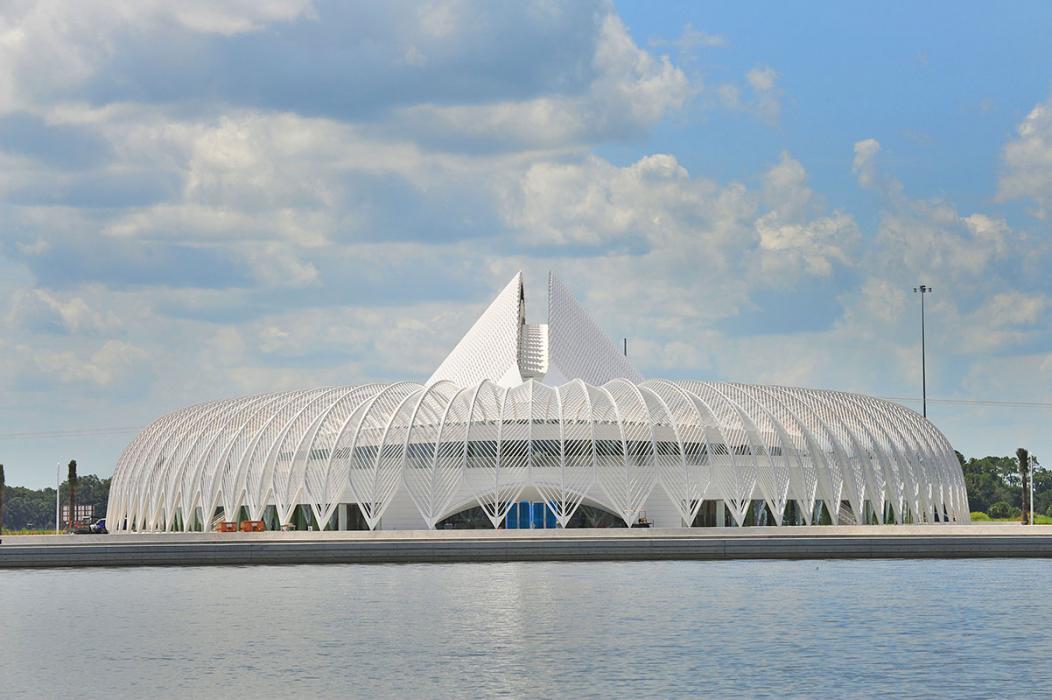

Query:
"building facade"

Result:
[[107, 273, 969, 531]]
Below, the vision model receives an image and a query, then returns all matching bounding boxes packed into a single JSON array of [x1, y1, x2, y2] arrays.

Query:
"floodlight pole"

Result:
[[55, 461, 60, 534], [913, 285, 932, 417]]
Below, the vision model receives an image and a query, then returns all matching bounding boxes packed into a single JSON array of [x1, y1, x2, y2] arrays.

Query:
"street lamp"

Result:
[[913, 284, 933, 418]]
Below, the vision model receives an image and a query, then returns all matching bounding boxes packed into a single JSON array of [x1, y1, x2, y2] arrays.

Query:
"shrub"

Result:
[[970, 511, 991, 521], [988, 502, 1014, 519]]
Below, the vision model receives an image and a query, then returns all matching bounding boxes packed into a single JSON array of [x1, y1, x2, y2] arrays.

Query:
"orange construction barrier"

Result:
[[239, 520, 265, 532], [216, 521, 238, 532]]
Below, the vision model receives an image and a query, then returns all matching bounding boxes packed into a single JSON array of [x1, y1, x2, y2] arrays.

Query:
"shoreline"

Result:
[[3, 524, 1052, 567]]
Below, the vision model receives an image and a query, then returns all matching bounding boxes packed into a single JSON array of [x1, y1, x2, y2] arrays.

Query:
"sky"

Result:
[[2, 1, 1051, 488]]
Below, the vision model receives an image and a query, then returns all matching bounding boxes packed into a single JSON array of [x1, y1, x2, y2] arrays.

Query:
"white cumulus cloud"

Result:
[[997, 97, 1052, 218]]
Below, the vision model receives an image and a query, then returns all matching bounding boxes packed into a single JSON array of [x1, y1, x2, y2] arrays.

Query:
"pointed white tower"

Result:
[[427, 271, 641, 387], [545, 272, 642, 386], [427, 272, 525, 387]]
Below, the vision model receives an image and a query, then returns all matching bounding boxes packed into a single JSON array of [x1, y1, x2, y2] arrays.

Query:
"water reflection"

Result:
[[1, 559, 1050, 697]]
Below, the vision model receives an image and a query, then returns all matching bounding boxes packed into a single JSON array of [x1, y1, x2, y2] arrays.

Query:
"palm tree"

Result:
[[67, 460, 78, 530], [1017, 448, 1030, 525], [0, 463, 5, 534]]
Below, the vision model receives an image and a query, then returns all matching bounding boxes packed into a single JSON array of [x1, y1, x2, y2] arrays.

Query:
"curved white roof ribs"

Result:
[[108, 272, 970, 532]]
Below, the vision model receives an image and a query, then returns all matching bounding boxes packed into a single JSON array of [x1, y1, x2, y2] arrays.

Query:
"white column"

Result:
[[338, 503, 348, 531], [716, 500, 726, 528]]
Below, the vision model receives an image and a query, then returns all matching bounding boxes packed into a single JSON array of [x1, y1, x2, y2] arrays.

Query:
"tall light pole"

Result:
[[55, 461, 60, 534], [913, 284, 933, 417]]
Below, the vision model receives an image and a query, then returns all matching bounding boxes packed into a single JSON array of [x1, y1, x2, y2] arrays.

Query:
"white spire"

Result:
[[427, 272, 524, 387], [427, 271, 642, 387], [545, 272, 642, 385]]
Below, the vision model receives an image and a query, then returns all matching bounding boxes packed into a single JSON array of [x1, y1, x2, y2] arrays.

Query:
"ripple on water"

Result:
[[1, 559, 1050, 698]]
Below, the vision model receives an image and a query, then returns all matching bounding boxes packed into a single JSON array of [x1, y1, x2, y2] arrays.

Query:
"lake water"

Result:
[[2, 559, 1050, 698]]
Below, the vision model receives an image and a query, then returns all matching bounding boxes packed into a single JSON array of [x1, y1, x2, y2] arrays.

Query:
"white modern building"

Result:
[[107, 272, 969, 532]]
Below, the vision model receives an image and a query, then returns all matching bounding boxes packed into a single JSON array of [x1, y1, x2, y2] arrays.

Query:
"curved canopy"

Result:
[[107, 272, 968, 531], [107, 378, 968, 531]]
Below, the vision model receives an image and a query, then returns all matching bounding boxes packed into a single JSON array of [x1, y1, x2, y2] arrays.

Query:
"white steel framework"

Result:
[[108, 273, 968, 531]]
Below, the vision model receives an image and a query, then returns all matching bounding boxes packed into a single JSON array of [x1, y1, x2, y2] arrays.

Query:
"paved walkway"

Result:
[[3, 524, 1052, 567]]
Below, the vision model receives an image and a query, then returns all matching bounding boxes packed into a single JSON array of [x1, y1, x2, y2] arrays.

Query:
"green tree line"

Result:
[[1, 474, 110, 531], [958, 452, 1051, 519]]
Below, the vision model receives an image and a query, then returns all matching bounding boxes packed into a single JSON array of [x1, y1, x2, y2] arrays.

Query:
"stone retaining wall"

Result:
[[3, 525, 1052, 567]]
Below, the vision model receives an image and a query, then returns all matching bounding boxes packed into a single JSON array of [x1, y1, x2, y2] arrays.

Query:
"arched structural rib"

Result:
[[108, 380, 968, 531]]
